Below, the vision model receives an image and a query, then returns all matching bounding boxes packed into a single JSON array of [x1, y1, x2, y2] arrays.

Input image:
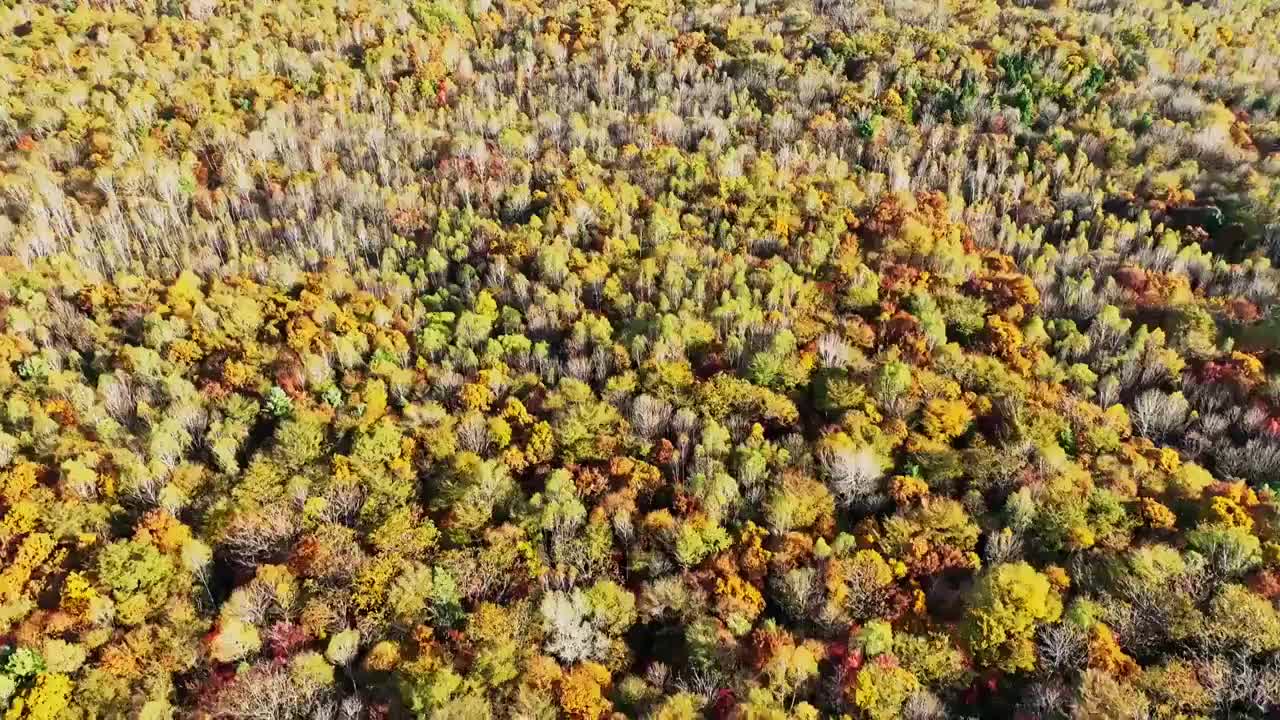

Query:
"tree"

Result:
[[210, 619, 262, 663], [963, 562, 1064, 672], [853, 661, 921, 720]]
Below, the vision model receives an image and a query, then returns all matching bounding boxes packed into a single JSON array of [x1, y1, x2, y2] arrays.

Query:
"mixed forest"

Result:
[[3, 0, 1280, 717]]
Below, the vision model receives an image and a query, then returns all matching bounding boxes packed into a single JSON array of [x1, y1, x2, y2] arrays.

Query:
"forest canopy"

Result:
[[2, 0, 1280, 717]]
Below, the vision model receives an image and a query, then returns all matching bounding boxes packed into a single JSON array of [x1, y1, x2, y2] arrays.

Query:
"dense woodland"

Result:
[[2, 0, 1280, 717]]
